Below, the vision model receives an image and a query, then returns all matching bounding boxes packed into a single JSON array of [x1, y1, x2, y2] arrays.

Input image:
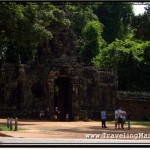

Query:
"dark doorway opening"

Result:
[[54, 77, 72, 121]]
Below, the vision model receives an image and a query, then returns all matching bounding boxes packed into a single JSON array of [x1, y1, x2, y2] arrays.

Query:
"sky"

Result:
[[133, 4, 146, 15]]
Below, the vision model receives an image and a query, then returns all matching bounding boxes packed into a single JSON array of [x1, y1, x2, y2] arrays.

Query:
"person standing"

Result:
[[121, 108, 127, 129], [117, 107, 124, 129], [101, 109, 107, 128], [115, 108, 119, 129], [127, 110, 132, 130], [39, 109, 44, 119]]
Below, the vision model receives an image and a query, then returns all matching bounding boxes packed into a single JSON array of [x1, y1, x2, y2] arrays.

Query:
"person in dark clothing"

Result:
[[127, 110, 132, 130], [101, 110, 107, 128]]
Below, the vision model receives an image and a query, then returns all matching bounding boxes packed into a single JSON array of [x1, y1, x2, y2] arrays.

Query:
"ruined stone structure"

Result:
[[0, 61, 118, 120], [0, 29, 118, 120], [1, 28, 149, 121], [117, 91, 150, 120]]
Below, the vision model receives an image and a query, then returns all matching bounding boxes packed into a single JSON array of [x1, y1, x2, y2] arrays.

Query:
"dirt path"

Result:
[[0, 119, 149, 139]]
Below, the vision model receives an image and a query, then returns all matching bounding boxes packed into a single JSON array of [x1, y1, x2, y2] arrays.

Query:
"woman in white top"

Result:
[[121, 110, 127, 129]]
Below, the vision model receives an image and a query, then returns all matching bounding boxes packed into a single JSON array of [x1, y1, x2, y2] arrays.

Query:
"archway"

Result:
[[54, 77, 72, 121]]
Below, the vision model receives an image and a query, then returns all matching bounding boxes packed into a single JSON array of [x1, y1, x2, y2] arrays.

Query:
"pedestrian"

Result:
[[121, 108, 127, 129], [53, 107, 58, 121], [127, 110, 132, 130], [117, 107, 123, 129], [115, 108, 119, 129], [39, 109, 44, 119], [46, 107, 50, 119], [101, 109, 107, 128], [66, 113, 69, 121]]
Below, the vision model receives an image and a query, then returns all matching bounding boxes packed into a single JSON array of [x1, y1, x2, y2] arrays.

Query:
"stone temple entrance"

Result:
[[54, 77, 72, 121]]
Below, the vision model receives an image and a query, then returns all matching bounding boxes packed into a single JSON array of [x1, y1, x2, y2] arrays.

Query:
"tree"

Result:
[[131, 5, 150, 69], [93, 2, 134, 43], [80, 21, 105, 64], [144, 3, 150, 15], [64, 3, 101, 58], [65, 3, 99, 37], [0, 2, 70, 63], [93, 35, 150, 91], [131, 10, 150, 41]]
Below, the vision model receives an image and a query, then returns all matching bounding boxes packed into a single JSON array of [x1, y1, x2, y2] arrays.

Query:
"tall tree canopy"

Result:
[[0, 2, 69, 63], [131, 4, 150, 41], [80, 21, 105, 64], [93, 2, 134, 43], [1, 2, 150, 92], [65, 3, 99, 37], [93, 35, 150, 91], [61, 3, 106, 64]]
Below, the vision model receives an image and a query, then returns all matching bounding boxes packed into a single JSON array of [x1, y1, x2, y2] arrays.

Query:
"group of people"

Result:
[[115, 107, 131, 130], [101, 107, 131, 129], [39, 107, 70, 121]]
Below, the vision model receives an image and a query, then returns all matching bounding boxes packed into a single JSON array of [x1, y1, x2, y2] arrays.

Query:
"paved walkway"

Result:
[[0, 119, 149, 145], [0, 137, 150, 145]]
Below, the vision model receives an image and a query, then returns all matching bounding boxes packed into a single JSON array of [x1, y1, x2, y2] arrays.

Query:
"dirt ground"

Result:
[[0, 119, 149, 140]]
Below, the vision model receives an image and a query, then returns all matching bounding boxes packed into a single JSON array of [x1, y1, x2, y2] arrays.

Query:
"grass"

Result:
[[108, 121, 150, 126], [0, 125, 11, 131], [0, 124, 25, 131], [130, 121, 150, 126]]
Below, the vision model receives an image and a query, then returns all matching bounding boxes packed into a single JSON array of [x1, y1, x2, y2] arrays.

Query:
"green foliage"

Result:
[[80, 21, 105, 64], [93, 36, 150, 67], [93, 35, 150, 91], [93, 2, 134, 43], [65, 3, 100, 59], [65, 3, 98, 37], [0, 2, 150, 92], [0, 2, 69, 63], [131, 13, 150, 41]]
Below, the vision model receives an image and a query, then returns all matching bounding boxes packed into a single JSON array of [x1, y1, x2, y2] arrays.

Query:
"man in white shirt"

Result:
[[118, 107, 127, 129]]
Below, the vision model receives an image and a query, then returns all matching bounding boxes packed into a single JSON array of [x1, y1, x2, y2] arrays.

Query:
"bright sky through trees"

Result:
[[133, 4, 146, 15]]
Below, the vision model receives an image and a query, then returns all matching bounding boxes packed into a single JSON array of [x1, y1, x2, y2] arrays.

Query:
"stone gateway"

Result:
[[0, 29, 118, 120]]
